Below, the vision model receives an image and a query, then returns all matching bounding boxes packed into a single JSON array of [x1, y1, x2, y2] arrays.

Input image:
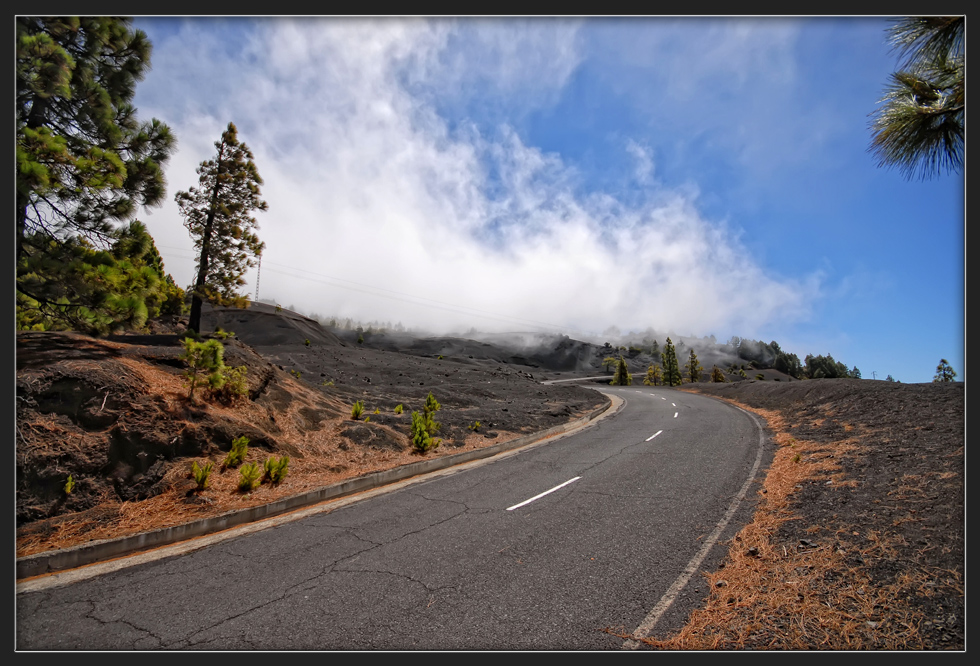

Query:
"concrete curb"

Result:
[[17, 395, 617, 580]]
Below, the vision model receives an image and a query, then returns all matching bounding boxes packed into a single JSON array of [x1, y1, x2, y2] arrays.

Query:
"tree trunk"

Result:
[[187, 139, 228, 334], [187, 205, 218, 334]]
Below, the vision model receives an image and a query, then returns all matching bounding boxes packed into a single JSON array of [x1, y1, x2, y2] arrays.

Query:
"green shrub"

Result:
[[423, 392, 441, 435], [180, 338, 225, 401], [64, 474, 75, 495], [351, 400, 364, 420], [223, 435, 250, 469], [238, 462, 262, 492], [468, 421, 481, 431], [211, 365, 248, 403], [191, 460, 214, 491], [411, 411, 440, 454], [755, 374, 765, 381], [263, 456, 289, 485], [304, 339, 310, 346], [213, 327, 234, 340], [181, 337, 247, 403], [394, 404, 403, 414]]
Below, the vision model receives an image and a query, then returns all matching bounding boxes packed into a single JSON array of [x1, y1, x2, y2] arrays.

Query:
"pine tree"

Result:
[[16, 220, 184, 334], [643, 364, 662, 386], [662, 337, 682, 387], [176, 122, 267, 333], [710, 366, 726, 383], [933, 359, 957, 382], [611, 356, 632, 386], [685, 348, 703, 383], [17, 18, 176, 256], [16, 17, 176, 322], [869, 17, 964, 180]]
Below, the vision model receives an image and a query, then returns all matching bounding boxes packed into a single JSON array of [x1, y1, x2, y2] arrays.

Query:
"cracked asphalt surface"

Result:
[[17, 386, 769, 650]]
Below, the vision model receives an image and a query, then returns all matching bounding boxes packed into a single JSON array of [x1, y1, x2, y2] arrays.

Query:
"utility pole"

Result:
[[255, 255, 261, 301]]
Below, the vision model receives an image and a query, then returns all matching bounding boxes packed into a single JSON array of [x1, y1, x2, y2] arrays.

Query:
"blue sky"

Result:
[[129, 16, 964, 383]]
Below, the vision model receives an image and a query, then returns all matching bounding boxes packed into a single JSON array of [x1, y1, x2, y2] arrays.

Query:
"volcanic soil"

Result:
[[15, 303, 965, 650], [15, 304, 608, 558]]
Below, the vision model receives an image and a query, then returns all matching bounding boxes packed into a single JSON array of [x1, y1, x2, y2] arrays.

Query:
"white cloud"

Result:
[[134, 17, 819, 339], [625, 139, 655, 184]]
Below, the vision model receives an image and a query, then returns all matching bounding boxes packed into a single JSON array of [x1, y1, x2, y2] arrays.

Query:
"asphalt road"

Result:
[[16, 385, 771, 650]]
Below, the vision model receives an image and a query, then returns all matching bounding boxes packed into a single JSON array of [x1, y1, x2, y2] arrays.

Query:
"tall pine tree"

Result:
[[685, 348, 703, 383], [643, 364, 662, 386], [662, 337, 682, 387], [610, 356, 632, 386], [16, 17, 176, 328], [16, 17, 175, 258], [176, 122, 267, 333], [933, 359, 957, 382]]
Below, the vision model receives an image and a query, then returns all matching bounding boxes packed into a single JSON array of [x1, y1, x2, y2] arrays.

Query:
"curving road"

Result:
[[16, 385, 771, 650]]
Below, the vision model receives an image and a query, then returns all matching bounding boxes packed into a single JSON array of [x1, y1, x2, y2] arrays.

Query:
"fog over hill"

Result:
[[243, 300, 789, 380]]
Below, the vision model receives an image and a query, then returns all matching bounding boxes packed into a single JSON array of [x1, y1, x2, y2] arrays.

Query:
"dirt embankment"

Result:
[[15, 319, 606, 558]]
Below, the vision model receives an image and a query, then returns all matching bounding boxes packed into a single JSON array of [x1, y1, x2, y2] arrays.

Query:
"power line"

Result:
[[257, 259, 593, 337], [156, 245, 596, 337]]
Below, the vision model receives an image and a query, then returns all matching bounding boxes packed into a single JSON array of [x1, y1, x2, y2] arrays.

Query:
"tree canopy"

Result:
[[610, 356, 632, 386], [685, 348, 703, 383], [868, 16, 964, 180], [17, 220, 185, 334], [16, 17, 176, 257], [661, 337, 682, 387], [16, 17, 178, 334], [933, 359, 957, 383], [176, 122, 268, 333]]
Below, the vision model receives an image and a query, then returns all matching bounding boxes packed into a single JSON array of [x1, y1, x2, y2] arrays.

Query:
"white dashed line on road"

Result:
[[645, 430, 663, 442], [506, 477, 581, 511]]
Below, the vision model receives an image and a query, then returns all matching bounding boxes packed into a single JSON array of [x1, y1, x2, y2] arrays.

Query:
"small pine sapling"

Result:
[[238, 462, 262, 492], [64, 474, 75, 495], [422, 392, 442, 436], [394, 404, 403, 414], [191, 460, 214, 491], [411, 411, 440, 454], [351, 400, 364, 420], [263, 456, 289, 485], [180, 338, 226, 401], [222, 435, 249, 469]]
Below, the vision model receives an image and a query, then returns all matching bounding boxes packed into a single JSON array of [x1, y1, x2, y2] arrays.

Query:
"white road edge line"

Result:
[[645, 430, 663, 442], [506, 477, 581, 511], [623, 405, 768, 649]]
